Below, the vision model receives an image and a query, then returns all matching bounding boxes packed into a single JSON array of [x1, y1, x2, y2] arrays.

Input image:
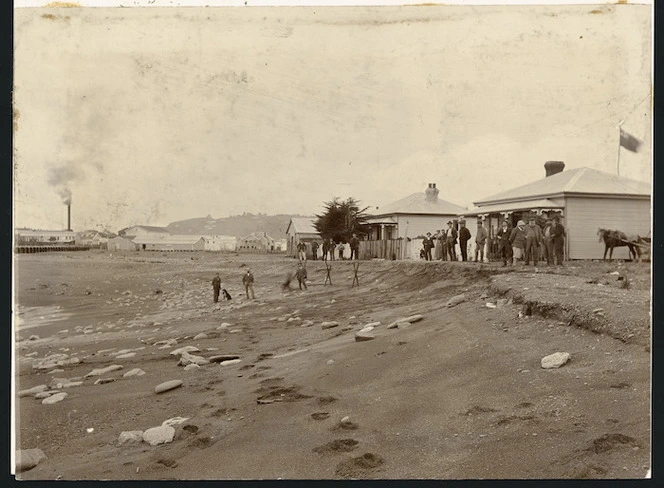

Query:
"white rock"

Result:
[[84, 365, 123, 378], [355, 330, 376, 342], [142, 425, 175, 446], [35, 391, 59, 399], [193, 333, 208, 340], [300, 320, 315, 327], [404, 314, 424, 323], [341, 416, 350, 422], [29, 335, 40, 341], [18, 385, 48, 397], [364, 322, 381, 327], [123, 368, 146, 378], [396, 321, 411, 329], [118, 431, 144, 445], [359, 326, 375, 334], [177, 351, 209, 366], [15, 448, 47, 472], [184, 363, 200, 371], [42, 392, 68, 404], [170, 346, 200, 356], [155, 380, 183, 394], [60, 381, 83, 388], [321, 321, 339, 330], [162, 416, 190, 427], [327, 359, 335, 365], [445, 294, 466, 308], [116, 352, 136, 359], [219, 359, 242, 366], [541, 352, 571, 369], [485, 302, 496, 309], [386, 322, 399, 329]]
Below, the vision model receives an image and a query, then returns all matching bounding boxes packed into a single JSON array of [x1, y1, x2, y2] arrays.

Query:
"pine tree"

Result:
[[314, 197, 370, 243]]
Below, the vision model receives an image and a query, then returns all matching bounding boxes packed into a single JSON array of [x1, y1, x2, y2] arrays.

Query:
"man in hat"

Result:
[[295, 262, 308, 290], [311, 239, 319, 260], [446, 221, 457, 261], [542, 219, 554, 266], [474, 220, 488, 263], [212, 273, 222, 303], [551, 216, 566, 265], [422, 232, 434, 261], [509, 220, 527, 266], [524, 218, 543, 266], [242, 269, 256, 299], [349, 233, 360, 260], [496, 220, 513, 266], [458, 220, 471, 262]]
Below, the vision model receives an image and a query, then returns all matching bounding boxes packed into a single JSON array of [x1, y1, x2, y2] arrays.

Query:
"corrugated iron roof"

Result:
[[462, 199, 564, 216], [133, 235, 204, 245], [475, 167, 651, 205], [371, 193, 467, 217]]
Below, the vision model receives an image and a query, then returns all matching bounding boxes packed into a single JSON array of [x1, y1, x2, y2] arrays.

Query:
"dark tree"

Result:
[[314, 197, 370, 243]]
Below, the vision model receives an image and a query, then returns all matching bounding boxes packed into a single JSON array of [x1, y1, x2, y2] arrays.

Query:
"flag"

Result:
[[620, 128, 642, 153]]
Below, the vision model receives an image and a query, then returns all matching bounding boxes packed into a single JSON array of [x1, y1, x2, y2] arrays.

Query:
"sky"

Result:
[[13, 2, 652, 232]]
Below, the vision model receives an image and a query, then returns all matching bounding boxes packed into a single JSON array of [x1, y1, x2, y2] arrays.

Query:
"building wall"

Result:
[[287, 232, 321, 257], [395, 214, 458, 239], [108, 238, 138, 251], [565, 196, 651, 260]]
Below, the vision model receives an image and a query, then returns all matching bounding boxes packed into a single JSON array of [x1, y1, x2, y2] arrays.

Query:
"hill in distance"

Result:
[[166, 213, 311, 239]]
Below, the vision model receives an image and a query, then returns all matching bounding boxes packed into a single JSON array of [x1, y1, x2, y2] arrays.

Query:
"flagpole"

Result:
[[616, 120, 625, 176]]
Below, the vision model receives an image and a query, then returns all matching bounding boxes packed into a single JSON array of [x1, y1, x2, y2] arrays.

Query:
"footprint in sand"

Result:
[[588, 433, 639, 454], [462, 405, 499, 416], [335, 452, 385, 478], [317, 396, 338, 405], [331, 420, 359, 431], [311, 412, 330, 421], [313, 438, 358, 454]]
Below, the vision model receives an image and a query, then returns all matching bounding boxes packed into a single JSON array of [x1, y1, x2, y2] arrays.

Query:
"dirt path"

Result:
[[13, 252, 651, 479]]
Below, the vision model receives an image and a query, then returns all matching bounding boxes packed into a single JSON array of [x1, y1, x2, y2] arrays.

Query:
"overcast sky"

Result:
[[13, 4, 652, 232]]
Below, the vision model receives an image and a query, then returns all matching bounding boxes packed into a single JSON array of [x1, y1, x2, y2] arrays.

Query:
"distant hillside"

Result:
[[166, 213, 308, 239]]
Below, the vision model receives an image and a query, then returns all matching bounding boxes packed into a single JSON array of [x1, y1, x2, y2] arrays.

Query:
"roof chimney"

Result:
[[544, 161, 565, 177], [425, 183, 439, 203]]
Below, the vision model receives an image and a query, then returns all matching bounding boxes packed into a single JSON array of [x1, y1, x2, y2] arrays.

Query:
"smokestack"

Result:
[[425, 183, 439, 203], [544, 161, 565, 177], [67, 204, 71, 231]]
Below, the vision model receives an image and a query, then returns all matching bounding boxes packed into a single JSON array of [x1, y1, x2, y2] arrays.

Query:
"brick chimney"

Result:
[[544, 161, 565, 177], [425, 183, 439, 203]]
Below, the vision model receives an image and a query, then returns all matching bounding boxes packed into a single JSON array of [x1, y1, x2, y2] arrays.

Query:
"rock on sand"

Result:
[[355, 330, 376, 342], [118, 431, 144, 445], [170, 346, 200, 356], [155, 380, 183, 394], [123, 368, 146, 378], [541, 352, 571, 369], [321, 321, 339, 330], [84, 365, 123, 378], [15, 448, 47, 472], [18, 385, 48, 398], [142, 425, 175, 446], [445, 294, 466, 308], [42, 392, 68, 404]]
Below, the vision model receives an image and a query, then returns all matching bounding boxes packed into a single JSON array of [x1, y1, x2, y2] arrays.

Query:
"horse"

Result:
[[597, 228, 640, 261]]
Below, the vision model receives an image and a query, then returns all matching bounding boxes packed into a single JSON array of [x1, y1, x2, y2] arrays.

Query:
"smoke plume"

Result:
[[47, 165, 80, 205]]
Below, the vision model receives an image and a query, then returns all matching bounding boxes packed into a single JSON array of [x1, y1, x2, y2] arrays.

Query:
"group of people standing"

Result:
[[422, 216, 566, 266], [211, 269, 255, 303], [496, 216, 566, 266], [422, 220, 488, 262], [297, 234, 361, 262]]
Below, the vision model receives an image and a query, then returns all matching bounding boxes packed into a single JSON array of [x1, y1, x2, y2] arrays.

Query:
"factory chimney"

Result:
[[544, 161, 565, 177], [67, 204, 71, 231]]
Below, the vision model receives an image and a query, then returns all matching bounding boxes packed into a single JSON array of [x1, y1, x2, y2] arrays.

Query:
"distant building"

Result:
[[119, 225, 170, 240], [77, 230, 116, 248], [133, 235, 206, 251], [285, 217, 321, 258], [274, 238, 287, 252], [464, 162, 651, 260], [107, 236, 139, 251], [203, 235, 238, 252], [15, 228, 76, 246], [238, 232, 276, 252]]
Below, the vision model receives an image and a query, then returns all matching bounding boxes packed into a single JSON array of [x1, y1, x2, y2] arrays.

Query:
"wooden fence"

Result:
[[358, 239, 410, 260]]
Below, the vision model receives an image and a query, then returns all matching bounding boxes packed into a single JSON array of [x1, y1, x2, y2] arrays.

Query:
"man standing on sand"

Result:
[[458, 220, 471, 262], [474, 220, 488, 263], [311, 240, 319, 261], [297, 241, 307, 262], [328, 239, 336, 261], [295, 262, 308, 290], [422, 233, 434, 261], [349, 233, 360, 260], [446, 221, 457, 261], [322, 239, 329, 262], [524, 218, 543, 266], [212, 273, 221, 303], [551, 216, 566, 266], [542, 219, 554, 266], [496, 221, 513, 266], [509, 220, 527, 266], [242, 269, 256, 299]]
